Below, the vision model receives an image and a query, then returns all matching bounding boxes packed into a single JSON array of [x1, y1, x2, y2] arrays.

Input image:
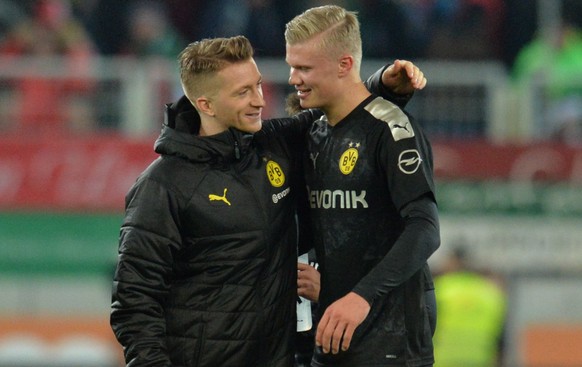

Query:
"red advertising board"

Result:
[[1, 135, 582, 211], [433, 139, 582, 182], [0, 134, 158, 211]]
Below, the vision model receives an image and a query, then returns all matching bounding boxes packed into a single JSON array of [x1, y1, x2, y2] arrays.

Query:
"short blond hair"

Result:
[[178, 36, 254, 100], [284, 5, 362, 71]]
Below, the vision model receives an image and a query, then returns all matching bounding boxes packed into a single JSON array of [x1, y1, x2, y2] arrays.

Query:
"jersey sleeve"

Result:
[[371, 101, 435, 211], [352, 194, 440, 305], [260, 109, 323, 145], [364, 64, 413, 109], [351, 103, 439, 305]]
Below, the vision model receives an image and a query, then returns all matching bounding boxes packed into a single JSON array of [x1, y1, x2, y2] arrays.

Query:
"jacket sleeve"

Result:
[[110, 176, 183, 367], [261, 108, 322, 141], [364, 64, 412, 109], [351, 194, 440, 305]]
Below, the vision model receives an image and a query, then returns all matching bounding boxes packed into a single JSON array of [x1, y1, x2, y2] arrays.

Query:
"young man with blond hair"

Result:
[[111, 34, 426, 367], [285, 5, 440, 367]]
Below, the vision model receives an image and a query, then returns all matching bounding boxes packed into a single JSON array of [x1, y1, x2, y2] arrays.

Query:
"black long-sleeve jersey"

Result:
[[305, 95, 440, 367]]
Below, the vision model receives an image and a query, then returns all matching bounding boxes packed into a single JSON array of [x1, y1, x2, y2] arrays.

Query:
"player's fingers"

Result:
[[315, 313, 330, 347], [383, 65, 398, 83], [318, 317, 339, 354], [322, 321, 338, 353], [341, 323, 356, 352], [416, 71, 427, 90], [331, 322, 346, 354], [297, 262, 310, 271], [395, 59, 415, 79], [392, 59, 404, 72], [415, 69, 423, 81]]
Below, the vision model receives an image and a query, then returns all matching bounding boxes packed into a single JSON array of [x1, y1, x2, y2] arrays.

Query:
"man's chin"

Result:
[[241, 120, 263, 133], [299, 100, 313, 110]]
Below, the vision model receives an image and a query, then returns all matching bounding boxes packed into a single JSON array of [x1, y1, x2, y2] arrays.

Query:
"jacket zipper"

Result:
[[234, 139, 240, 160]]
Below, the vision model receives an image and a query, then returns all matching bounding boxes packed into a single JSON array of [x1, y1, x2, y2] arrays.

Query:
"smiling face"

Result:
[[285, 36, 342, 113], [197, 58, 265, 135]]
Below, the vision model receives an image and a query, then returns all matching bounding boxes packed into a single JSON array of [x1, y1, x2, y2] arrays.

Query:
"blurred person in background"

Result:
[[120, 0, 187, 60], [356, 0, 420, 59], [0, 0, 96, 134], [433, 245, 507, 367], [196, 0, 291, 56], [114, 1, 189, 126], [500, 0, 537, 69], [165, 0, 206, 46], [285, 5, 439, 366], [511, 0, 582, 144], [423, 0, 505, 60], [0, 0, 27, 44], [110, 34, 426, 366], [76, 0, 130, 55]]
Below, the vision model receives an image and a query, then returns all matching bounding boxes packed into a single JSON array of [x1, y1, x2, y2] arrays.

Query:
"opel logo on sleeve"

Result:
[[398, 149, 422, 174]]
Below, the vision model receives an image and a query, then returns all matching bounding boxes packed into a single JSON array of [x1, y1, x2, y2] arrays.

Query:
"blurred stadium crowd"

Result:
[[0, 0, 581, 141], [0, 0, 544, 66]]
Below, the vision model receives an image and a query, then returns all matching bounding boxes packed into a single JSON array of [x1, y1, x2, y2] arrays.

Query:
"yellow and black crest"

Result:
[[339, 142, 360, 175], [266, 160, 285, 187]]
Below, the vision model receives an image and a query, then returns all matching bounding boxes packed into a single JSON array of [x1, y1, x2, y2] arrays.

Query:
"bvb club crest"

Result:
[[266, 160, 285, 187], [339, 142, 360, 175]]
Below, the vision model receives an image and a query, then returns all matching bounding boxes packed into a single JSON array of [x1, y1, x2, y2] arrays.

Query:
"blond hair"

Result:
[[178, 36, 254, 100], [284, 5, 362, 71]]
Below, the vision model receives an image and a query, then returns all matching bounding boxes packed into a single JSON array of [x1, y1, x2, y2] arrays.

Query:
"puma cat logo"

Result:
[[209, 188, 231, 206]]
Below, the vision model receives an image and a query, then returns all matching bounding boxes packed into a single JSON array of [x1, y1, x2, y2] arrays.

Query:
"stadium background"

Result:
[[1, 0, 581, 366]]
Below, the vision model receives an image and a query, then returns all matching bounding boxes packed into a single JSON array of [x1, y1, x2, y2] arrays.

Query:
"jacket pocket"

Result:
[[167, 312, 206, 366]]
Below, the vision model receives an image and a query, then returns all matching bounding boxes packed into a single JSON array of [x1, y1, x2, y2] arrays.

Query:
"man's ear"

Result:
[[195, 97, 215, 117], [338, 55, 354, 77]]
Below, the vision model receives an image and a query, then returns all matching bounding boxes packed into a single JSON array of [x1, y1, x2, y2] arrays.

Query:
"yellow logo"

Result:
[[266, 160, 285, 187], [339, 146, 359, 175], [209, 188, 231, 206]]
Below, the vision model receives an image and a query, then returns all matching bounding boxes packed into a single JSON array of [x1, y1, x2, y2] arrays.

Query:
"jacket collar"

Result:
[[154, 95, 253, 164]]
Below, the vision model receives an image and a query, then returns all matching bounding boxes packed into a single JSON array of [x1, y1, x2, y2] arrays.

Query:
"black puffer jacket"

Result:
[[111, 96, 317, 367]]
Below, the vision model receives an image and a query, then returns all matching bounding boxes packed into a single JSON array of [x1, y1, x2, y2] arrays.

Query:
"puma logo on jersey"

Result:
[[209, 188, 231, 206], [392, 121, 410, 133], [364, 97, 415, 141]]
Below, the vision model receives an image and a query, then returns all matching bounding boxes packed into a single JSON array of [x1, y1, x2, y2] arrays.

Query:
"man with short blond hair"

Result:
[[285, 5, 440, 367]]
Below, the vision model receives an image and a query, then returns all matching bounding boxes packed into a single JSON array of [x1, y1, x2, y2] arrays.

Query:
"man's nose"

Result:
[[288, 69, 300, 86], [251, 89, 265, 107]]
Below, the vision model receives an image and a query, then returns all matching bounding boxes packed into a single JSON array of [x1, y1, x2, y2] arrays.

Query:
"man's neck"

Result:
[[325, 82, 371, 126], [199, 117, 226, 137]]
